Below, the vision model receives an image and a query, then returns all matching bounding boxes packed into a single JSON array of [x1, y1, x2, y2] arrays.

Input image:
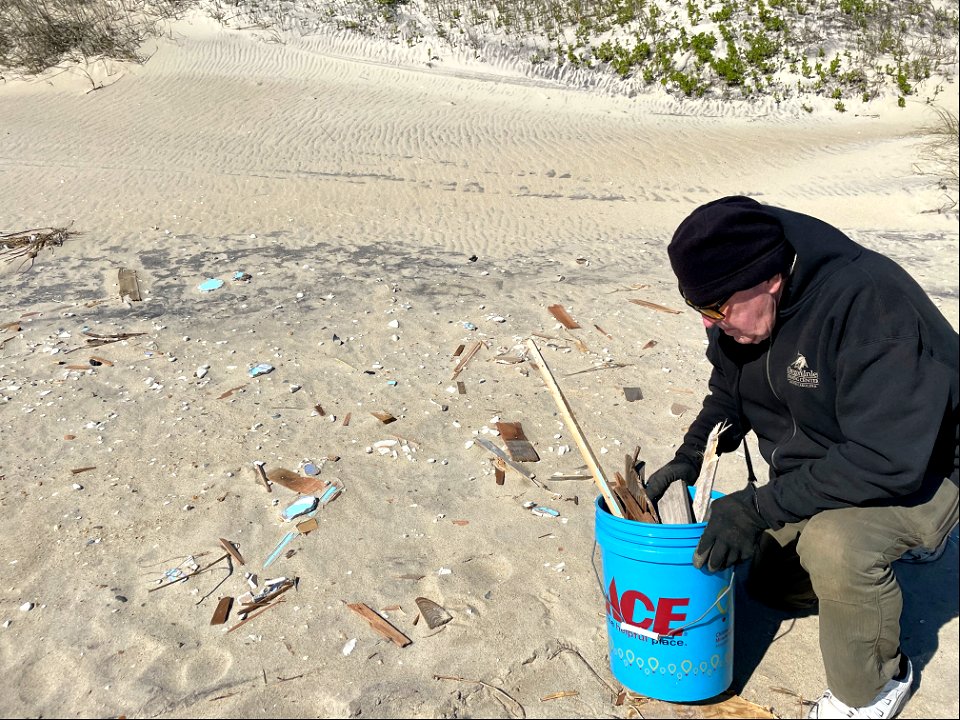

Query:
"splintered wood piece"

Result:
[[296, 518, 319, 534], [372, 411, 396, 424], [623, 387, 643, 402], [118, 268, 142, 301], [548, 304, 580, 329], [692, 421, 729, 523], [457, 381, 466, 395], [495, 422, 540, 462], [493, 457, 506, 486], [612, 482, 648, 523], [629, 298, 681, 314], [347, 602, 412, 647], [658, 475, 694, 524], [452, 343, 465, 358], [217, 384, 247, 399], [593, 324, 612, 339], [525, 338, 623, 518], [642, 339, 658, 350], [210, 596, 233, 625], [71, 466, 96, 475], [314, 404, 325, 416], [475, 437, 543, 489], [266, 468, 328, 495], [451, 340, 482, 380], [343, 412, 351, 426], [219, 538, 245, 566], [415, 597, 452, 629], [626, 452, 660, 524]]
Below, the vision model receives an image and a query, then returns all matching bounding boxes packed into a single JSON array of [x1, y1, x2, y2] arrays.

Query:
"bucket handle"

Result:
[[618, 582, 733, 642]]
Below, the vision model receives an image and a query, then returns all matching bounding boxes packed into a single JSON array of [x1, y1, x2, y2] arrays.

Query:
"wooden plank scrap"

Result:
[[218, 538, 245, 566], [451, 340, 482, 380], [692, 421, 729, 523], [346, 602, 412, 647], [493, 457, 506, 486], [629, 298, 681, 314], [525, 338, 624, 518], [475, 437, 543, 489], [659, 477, 694, 524], [495, 422, 540, 462], [217, 384, 247, 400], [118, 268, 142, 301], [372, 410, 396, 424], [296, 517, 319, 535], [548, 304, 581, 329], [210, 596, 233, 625], [71, 466, 96, 475], [266, 468, 328, 495]]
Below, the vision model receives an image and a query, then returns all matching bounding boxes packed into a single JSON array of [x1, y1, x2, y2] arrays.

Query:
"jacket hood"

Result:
[[767, 206, 863, 319]]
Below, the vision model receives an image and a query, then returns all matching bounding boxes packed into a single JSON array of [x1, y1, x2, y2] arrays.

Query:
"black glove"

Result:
[[643, 457, 699, 504], [693, 487, 768, 572]]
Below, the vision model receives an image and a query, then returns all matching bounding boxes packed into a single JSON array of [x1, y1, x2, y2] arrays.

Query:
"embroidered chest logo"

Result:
[[787, 353, 819, 389]]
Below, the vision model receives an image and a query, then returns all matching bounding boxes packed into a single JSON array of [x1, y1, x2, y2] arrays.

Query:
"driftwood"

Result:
[[658, 476, 695, 524], [692, 421, 729, 522], [0, 225, 77, 271]]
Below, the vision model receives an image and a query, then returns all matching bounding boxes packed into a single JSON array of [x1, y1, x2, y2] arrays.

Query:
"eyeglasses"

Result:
[[679, 285, 729, 321]]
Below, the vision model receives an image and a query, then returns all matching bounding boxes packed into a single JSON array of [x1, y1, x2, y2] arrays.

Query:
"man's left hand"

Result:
[[693, 487, 768, 572]]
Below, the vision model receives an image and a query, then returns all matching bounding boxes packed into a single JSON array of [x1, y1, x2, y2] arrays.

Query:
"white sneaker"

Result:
[[808, 658, 913, 719]]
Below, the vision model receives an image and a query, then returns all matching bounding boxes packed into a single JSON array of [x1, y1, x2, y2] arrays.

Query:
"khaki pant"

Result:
[[747, 477, 959, 707]]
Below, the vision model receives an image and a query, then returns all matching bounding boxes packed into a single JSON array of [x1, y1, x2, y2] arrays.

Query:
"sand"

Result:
[[0, 11, 957, 719]]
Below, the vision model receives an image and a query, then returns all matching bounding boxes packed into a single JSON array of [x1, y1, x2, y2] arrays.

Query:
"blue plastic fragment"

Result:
[[263, 532, 297, 569], [198, 278, 224, 292], [531, 506, 560, 518], [281, 495, 319, 521], [318, 484, 341, 506], [387, 380, 398, 386], [302, 462, 320, 476], [462, 321, 477, 330], [249, 363, 274, 377]]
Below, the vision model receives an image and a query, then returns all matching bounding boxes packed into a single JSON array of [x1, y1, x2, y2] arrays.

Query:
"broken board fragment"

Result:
[[372, 411, 397, 424], [266, 468, 328, 495], [628, 298, 681, 314], [347, 602, 412, 647], [495, 422, 540, 462], [210, 596, 233, 625], [118, 268, 142, 301], [219, 538, 245, 566], [658, 475, 694, 524], [415, 597, 452, 629], [547, 304, 580, 329]]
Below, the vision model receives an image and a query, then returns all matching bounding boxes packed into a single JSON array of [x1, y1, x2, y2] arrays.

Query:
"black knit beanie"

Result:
[[668, 196, 794, 306]]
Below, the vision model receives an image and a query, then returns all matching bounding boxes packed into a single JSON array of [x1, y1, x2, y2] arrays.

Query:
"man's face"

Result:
[[700, 275, 784, 344]]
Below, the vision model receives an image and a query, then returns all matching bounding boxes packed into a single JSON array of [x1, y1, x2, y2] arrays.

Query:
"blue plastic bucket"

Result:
[[595, 493, 734, 702]]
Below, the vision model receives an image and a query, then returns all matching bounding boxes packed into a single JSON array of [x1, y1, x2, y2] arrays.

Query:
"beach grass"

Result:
[[0, 0, 192, 74], [2, 0, 958, 110]]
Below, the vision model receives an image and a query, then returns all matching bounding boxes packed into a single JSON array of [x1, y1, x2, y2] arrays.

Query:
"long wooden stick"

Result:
[[526, 338, 624, 518]]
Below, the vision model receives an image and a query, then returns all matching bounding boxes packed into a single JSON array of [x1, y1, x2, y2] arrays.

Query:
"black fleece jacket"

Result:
[[675, 206, 960, 530]]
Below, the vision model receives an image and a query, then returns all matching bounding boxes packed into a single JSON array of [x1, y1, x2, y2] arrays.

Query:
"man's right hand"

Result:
[[643, 457, 700, 504]]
